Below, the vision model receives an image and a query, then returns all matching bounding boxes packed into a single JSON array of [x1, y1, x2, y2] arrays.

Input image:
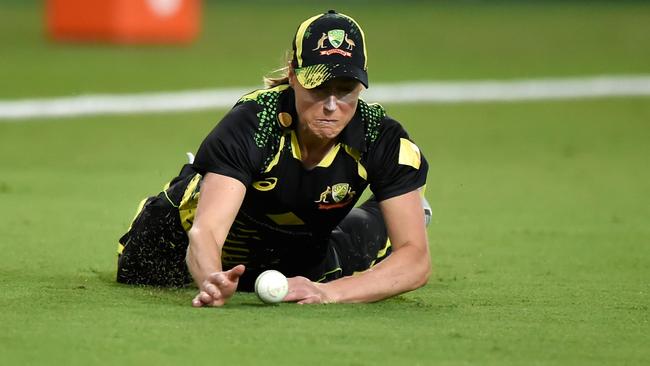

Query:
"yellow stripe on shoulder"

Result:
[[398, 138, 422, 169], [239, 84, 290, 104]]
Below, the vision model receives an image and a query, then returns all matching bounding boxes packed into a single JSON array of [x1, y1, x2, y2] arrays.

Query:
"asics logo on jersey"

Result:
[[253, 178, 278, 191]]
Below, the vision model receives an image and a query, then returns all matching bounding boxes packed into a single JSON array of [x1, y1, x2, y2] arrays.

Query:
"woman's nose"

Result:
[[323, 95, 337, 112]]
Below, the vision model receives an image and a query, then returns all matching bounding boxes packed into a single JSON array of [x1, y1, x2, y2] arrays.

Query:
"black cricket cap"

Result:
[[291, 10, 368, 89]]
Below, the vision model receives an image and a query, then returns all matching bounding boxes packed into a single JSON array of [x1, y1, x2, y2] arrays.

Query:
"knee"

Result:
[[338, 206, 384, 234]]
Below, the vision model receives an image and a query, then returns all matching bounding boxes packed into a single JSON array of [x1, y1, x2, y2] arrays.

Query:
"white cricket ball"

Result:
[[254, 270, 289, 304]]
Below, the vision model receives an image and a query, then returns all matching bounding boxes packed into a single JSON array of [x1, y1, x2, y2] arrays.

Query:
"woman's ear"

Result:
[[287, 66, 296, 87]]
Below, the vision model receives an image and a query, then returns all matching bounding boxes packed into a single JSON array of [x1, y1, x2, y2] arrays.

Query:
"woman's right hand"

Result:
[[191, 264, 246, 307], [186, 173, 247, 307]]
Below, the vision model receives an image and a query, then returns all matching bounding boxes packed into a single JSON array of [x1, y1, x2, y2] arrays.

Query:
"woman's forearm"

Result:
[[186, 227, 223, 286], [185, 173, 246, 287], [322, 240, 431, 303]]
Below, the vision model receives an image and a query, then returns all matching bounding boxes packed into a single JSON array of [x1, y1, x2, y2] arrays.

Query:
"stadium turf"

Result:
[[1, 1, 649, 365]]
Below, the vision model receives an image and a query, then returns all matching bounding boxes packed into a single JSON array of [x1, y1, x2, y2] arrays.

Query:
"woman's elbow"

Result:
[[415, 262, 432, 289], [186, 226, 209, 258], [187, 226, 201, 244], [409, 253, 432, 290], [187, 225, 213, 246]]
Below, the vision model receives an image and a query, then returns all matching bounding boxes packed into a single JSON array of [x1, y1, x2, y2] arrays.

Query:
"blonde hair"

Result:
[[263, 50, 292, 88], [263, 66, 290, 88]]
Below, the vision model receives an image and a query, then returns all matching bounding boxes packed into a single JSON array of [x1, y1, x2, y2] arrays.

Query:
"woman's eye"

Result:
[[308, 88, 327, 98], [308, 84, 357, 100], [336, 88, 355, 97]]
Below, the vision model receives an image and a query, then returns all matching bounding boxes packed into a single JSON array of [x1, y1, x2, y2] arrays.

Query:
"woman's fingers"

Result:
[[193, 273, 328, 306], [284, 276, 327, 304], [297, 295, 321, 305], [193, 267, 245, 308], [191, 291, 213, 307], [204, 283, 221, 299], [226, 264, 246, 281], [199, 291, 213, 304], [192, 294, 203, 307], [209, 272, 228, 287]]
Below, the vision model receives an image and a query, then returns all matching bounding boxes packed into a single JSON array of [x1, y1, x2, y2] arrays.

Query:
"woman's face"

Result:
[[290, 70, 363, 142]]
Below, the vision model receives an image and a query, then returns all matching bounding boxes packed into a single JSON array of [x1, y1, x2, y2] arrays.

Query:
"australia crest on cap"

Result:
[[292, 10, 369, 89]]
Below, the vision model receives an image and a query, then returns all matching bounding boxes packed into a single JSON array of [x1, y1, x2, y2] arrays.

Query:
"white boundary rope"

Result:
[[1, 75, 649, 121]]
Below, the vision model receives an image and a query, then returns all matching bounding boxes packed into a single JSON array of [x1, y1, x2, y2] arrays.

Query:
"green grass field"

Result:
[[1, 1, 649, 365]]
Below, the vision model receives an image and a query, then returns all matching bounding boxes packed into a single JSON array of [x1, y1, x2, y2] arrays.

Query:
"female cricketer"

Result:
[[116, 10, 432, 306]]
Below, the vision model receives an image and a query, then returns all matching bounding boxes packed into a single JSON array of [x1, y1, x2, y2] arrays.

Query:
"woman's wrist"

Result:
[[318, 281, 343, 304]]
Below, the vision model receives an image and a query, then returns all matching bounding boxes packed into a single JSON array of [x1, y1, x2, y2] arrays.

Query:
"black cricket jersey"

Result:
[[192, 84, 428, 276]]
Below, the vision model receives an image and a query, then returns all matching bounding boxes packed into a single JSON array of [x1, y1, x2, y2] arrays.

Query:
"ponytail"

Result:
[[263, 50, 292, 88]]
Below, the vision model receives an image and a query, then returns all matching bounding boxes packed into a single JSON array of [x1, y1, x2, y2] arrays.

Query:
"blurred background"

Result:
[[2, 0, 649, 99]]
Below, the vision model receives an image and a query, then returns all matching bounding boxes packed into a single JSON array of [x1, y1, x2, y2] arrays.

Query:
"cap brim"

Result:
[[295, 63, 368, 89]]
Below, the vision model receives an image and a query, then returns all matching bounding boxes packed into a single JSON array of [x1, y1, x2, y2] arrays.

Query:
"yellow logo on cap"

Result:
[[312, 33, 328, 51], [312, 30, 353, 57], [344, 33, 355, 50], [328, 29, 345, 48]]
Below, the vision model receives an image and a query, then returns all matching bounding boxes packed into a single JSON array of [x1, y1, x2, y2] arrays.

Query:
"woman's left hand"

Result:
[[283, 276, 333, 304]]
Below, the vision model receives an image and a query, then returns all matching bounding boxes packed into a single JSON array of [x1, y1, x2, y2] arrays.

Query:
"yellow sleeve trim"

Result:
[[398, 138, 421, 169]]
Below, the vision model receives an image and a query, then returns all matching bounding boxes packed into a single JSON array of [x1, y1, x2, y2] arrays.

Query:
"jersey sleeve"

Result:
[[192, 102, 263, 187], [365, 118, 429, 201]]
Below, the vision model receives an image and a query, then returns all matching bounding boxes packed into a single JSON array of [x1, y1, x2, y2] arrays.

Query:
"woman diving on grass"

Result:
[[117, 10, 431, 306]]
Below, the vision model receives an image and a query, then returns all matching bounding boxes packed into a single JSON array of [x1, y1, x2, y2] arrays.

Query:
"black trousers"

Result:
[[116, 186, 390, 291]]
